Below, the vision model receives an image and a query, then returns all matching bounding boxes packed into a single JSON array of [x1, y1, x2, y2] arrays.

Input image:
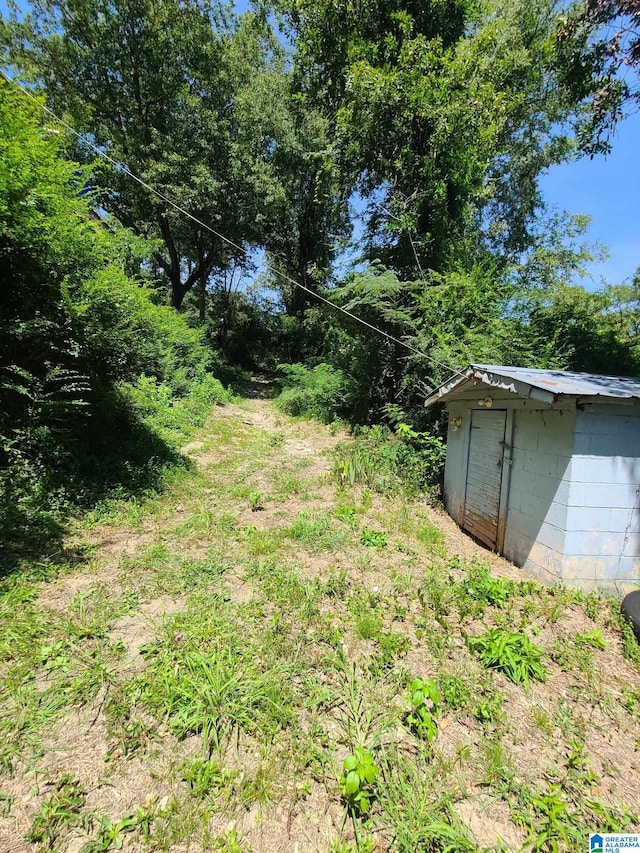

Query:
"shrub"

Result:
[[275, 362, 353, 422], [0, 81, 232, 564], [332, 424, 444, 496]]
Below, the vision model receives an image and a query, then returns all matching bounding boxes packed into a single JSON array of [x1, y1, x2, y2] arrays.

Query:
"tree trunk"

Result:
[[171, 283, 187, 309], [198, 276, 206, 323]]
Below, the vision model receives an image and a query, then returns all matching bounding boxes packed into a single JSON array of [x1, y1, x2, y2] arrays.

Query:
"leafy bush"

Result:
[[0, 81, 232, 565], [275, 362, 353, 422], [122, 374, 230, 444], [332, 424, 444, 496]]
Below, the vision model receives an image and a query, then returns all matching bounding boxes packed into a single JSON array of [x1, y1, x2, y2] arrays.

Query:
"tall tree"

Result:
[[3, 0, 285, 308], [278, 0, 615, 279]]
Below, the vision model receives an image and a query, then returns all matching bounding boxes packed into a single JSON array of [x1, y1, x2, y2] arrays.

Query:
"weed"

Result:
[[415, 521, 445, 551], [482, 735, 515, 788], [354, 611, 382, 640], [519, 784, 583, 852], [0, 792, 13, 818], [372, 631, 411, 671], [27, 776, 87, 849], [473, 691, 504, 725], [575, 628, 607, 649], [104, 690, 156, 758], [248, 490, 263, 511], [532, 706, 554, 735], [584, 591, 600, 621], [338, 747, 379, 814], [377, 750, 479, 852], [621, 687, 640, 719], [550, 637, 594, 675], [620, 616, 640, 667], [406, 677, 441, 742], [470, 629, 547, 689], [83, 805, 155, 853], [455, 561, 515, 617], [360, 528, 388, 548], [212, 828, 247, 852], [335, 505, 358, 528], [438, 676, 471, 711], [139, 610, 295, 752], [285, 510, 346, 552]]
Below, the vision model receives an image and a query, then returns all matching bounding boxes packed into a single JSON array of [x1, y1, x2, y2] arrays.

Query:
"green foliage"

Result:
[[275, 362, 353, 422], [338, 747, 379, 814], [5, 0, 290, 309], [620, 617, 640, 667], [248, 490, 264, 512], [138, 607, 295, 752], [332, 424, 444, 496], [360, 529, 388, 548], [455, 562, 516, 618], [406, 678, 441, 742], [0, 80, 232, 566], [438, 676, 471, 711], [27, 776, 87, 848], [470, 629, 547, 689]]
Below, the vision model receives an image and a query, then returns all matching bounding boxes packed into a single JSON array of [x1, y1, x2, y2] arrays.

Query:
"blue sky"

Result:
[[539, 111, 640, 287], [2, 0, 638, 287]]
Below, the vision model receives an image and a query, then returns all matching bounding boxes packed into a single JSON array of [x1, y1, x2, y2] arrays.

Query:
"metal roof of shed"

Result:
[[424, 364, 640, 407]]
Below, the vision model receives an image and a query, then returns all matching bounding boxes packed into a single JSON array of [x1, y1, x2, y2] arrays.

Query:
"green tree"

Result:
[[278, 0, 607, 279], [0, 77, 225, 556], [4, 0, 286, 308]]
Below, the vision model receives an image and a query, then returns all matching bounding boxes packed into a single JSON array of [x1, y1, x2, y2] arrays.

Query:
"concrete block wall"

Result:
[[443, 401, 470, 524], [503, 408, 576, 584], [563, 406, 640, 589]]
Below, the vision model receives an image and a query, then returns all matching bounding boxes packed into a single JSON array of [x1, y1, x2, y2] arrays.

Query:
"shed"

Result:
[[425, 365, 640, 591]]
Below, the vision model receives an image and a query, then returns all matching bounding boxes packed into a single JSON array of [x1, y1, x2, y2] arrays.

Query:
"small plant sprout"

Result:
[[406, 677, 441, 742], [248, 490, 263, 511], [338, 747, 379, 814]]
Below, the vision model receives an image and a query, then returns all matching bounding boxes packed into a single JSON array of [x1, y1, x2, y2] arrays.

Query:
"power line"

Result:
[[1, 69, 467, 383]]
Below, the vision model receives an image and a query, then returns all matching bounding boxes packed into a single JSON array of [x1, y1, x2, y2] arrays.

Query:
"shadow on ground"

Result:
[[0, 415, 190, 583]]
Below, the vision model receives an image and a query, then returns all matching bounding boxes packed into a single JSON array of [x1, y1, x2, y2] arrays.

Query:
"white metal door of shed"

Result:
[[463, 409, 507, 550]]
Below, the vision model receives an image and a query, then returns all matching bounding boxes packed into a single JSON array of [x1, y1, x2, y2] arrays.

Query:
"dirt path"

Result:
[[0, 391, 639, 853]]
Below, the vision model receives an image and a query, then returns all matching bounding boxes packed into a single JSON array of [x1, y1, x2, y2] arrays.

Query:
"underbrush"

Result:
[[331, 424, 445, 497], [275, 362, 353, 423], [0, 372, 232, 576], [0, 84, 237, 575]]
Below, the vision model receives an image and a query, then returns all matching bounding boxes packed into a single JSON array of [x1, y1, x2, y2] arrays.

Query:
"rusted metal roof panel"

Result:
[[424, 364, 640, 407]]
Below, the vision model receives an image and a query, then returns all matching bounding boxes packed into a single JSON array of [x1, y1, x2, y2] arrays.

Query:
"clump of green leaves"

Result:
[[620, 617, 640, 667], [455, 562, 515, 617], [338, 748, 379, 814], [405, 677, 441, 742], [332, 423, 444, 496], [248, 490, 263, 511], [27, 776, 87, 848], [360, 528, 387, 548], [470, 629, 546, 689], [276, 362, 353, 423], [438, 675, 471, 711]]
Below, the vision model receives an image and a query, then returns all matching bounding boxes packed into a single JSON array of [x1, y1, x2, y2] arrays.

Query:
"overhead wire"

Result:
[[1, 68, 468, 384]]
